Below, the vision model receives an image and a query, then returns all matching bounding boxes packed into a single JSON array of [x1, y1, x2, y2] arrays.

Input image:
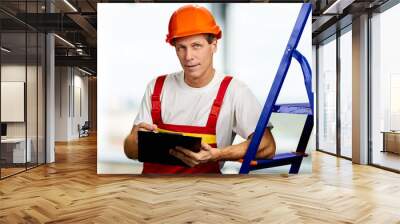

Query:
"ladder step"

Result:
[[248, 152, 305, 170], [273, 103, 312, 115], [239, 152, 306, 167]]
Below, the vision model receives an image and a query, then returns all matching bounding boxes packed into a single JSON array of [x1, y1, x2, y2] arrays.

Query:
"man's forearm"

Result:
[[124, 129, 139, 160], [215, 129, 276, 161]]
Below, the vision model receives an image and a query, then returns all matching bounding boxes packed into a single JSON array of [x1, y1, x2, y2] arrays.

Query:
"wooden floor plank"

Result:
[[0, 134, 399, 223]]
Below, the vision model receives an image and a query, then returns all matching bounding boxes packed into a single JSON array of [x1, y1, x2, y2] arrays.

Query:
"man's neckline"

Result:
[[178, 70, 221, 92]]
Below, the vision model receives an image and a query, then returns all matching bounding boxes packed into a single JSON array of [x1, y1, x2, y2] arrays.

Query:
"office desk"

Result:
[[382, 131, 400, 154], [1, 138, 31, 163]]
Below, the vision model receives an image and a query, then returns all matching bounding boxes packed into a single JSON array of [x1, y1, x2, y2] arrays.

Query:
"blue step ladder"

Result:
[[239, 3, 313, 174]]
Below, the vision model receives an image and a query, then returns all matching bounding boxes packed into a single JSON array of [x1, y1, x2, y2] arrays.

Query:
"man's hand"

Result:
[[169, 142, 220, 167], [135, 122, 158, 133], [133, 122, 157, 132], [124, 122, 157, 159], [130, 122, 158, 145], [170, 129, 275, 164]]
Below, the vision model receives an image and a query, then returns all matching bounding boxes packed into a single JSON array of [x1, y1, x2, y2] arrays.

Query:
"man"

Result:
[[124, 4, 276, 174]]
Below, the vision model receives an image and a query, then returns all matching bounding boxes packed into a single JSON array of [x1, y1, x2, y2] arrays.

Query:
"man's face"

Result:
[[174, 34, 217, 80]]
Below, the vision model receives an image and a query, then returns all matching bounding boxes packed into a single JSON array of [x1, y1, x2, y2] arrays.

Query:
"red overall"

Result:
[[142, 75, 233, 174]]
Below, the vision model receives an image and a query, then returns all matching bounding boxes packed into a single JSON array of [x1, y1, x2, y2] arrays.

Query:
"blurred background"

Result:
[[97, 3, 314, 174]]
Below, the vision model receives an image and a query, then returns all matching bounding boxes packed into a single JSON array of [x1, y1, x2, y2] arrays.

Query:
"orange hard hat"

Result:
[[166, 5, 222, 45]]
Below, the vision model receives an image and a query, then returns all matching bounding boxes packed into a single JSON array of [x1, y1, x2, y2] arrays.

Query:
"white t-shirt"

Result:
[[134, 71, 272, 148]]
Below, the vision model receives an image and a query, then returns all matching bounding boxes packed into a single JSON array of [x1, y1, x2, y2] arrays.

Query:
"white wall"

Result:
[[1, 65, 38, 138], [55, 66, 68, 141], [55, 67, 89, 141], [1, 65, 27, 142]]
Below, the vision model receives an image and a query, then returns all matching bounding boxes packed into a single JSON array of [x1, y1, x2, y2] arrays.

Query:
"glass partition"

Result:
[[1, 30, 28, 177], [339, 28, 352, 158], [317, 36, 337, 155], [0, 1, 46, 179], [370, 3, 400, 171]]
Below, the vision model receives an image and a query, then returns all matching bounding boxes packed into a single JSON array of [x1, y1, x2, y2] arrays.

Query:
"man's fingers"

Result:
[[175, 146, 212, 164], [175, 146, 198, 159], [172, 149, 197, 166], [137, 123, 158, 132], [139, 123, 156, 130], [169, 149, 198, 167], [201, 142, 212, 151], [133, 123, 157, 141]]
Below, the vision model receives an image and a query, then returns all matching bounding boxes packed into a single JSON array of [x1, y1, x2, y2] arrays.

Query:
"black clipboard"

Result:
[[137, 131, 202, 166]]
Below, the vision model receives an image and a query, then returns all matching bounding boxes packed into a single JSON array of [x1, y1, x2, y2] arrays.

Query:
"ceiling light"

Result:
[[322, 0, 355, 15], [78, 67, 93, 76], [63, 0, 78, 12], [54, 34, 75, 48], [1, 47, 11, 53]]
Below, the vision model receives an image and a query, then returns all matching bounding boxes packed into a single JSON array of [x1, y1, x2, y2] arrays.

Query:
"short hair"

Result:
[[172, 34, 216, 46], [205, 34, 216, 44]]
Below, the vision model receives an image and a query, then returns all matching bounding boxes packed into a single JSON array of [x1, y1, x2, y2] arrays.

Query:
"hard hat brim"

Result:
[[166, 29, 222, 46]]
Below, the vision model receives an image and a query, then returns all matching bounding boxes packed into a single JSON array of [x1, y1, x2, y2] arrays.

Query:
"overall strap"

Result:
[[206, 76, 233, 129], [151, 75, 167, 125]]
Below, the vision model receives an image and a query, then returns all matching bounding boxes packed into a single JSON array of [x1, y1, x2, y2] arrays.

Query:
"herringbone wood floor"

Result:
[[1, 134, 400, 223]]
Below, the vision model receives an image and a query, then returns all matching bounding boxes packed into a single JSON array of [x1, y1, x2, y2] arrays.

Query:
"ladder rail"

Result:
[[239, 4, 312, 174]]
